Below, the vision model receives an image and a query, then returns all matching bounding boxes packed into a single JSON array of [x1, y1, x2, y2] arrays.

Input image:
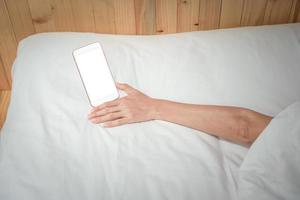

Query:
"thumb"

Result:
[[116, 82, 136, 94]]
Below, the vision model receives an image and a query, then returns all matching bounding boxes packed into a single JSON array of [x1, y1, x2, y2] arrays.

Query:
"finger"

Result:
[[90, 112, 124, 124], [88, 106, 121, 119], [116, 82, 137, 94], [103, 118, 129, 128], [91, 99, 120, 112]]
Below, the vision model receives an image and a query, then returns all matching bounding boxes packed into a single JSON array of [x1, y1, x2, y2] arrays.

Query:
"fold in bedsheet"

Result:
[[1, 23, 300, 200], [239, 101, 300, 200]]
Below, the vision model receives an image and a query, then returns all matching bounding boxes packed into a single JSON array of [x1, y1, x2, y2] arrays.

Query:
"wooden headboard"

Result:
[[0, 0, 300, 90]]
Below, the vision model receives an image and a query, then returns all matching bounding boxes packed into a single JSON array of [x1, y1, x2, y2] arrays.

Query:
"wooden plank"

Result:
[[241, 0, 268, 26], [297, 1, 300, 22], [289, 0, 297, 22], [289, 0, 300, 22], [28, 0, 75, 32], [177, 0, 200, 32], [0, 56, 9, 90], [27, 0, 56, 32], [134, 0, 156, 34], [0, 0, 17, 88], [5, 0, 35, 42], [263, 0, 294, 25], [92, 0, 116, 34], [113, 0, 136, 34], [156, 0, 177, 34], [71, 0, 95, 32], [220, 0, 245, 28], [0, 90, 11, 129], [51, 0, 75, 31], [198, 0, 221, 30]]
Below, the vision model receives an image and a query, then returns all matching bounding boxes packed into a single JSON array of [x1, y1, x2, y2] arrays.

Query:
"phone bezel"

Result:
[[72, 42, 119, 107]]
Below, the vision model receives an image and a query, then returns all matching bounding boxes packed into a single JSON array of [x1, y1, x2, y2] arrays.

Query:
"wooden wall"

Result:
[[0, 0, 300, 90]]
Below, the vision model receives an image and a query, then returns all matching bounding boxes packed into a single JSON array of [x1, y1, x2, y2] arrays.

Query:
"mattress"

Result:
[[0, 23, 300, 200]]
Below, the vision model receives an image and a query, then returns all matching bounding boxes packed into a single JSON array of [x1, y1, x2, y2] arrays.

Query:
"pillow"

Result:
[[238, 102, 300, 200], [14, 23, 300, 116]]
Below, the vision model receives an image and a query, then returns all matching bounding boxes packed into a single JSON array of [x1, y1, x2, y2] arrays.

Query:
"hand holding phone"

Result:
[[73, 43, 119, 107]]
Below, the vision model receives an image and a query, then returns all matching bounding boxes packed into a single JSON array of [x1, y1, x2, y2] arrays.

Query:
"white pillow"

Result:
[[239, 102, 300, 200], [14, 23, 300, 116]]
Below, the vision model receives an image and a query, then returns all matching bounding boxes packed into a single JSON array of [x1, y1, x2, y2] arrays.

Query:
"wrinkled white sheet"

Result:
[[239, 102, 300, 200], [0, 23, 300, 200]]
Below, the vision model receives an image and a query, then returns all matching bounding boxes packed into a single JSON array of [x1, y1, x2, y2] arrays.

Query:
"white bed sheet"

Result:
[[0, 23, 300, 200], [239, 101, 300, 200]]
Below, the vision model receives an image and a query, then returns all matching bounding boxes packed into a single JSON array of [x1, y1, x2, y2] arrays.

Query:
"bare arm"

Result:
[[151, 100, 272, 145], [88, 83, 272, 145]]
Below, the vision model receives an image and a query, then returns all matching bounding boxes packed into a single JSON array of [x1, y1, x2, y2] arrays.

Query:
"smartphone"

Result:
[[73, 43, 119, 107]]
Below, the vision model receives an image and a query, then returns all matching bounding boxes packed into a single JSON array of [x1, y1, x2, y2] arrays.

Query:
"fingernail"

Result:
[[103, 123, 109, 128]]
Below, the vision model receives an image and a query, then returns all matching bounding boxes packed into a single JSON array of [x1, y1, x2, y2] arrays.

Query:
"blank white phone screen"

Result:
[[74, 43, 117, 106]]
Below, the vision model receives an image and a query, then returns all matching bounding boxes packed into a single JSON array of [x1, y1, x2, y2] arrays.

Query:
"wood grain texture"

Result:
[[0, 90, 11, 129], [289, 0, 297, 22], [27, 0, 56, 32], [264, 0, 294, 25], [1, 0, 300, 92], [5, 0, 35, 42], [297, 0, 300, 22], [134, 0, 156, 34], [198, 0, 221, 30], [0, 56, 9, 90], [220, 0, 245, 28], [177, 0, 200, 32], [156, 0, 177, 34], [289, 0, 300, 22], [114, 0, 136, 34], [51, 0, 75, 31], [0, 0, 17, 88], [297, 2, 300, 22], [92, 0, 116, 33], [241, 0, 268, 26], [71, 0, 95, 32]]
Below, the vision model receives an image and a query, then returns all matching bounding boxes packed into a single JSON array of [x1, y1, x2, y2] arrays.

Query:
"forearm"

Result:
[[151, 99, 272, 145], [88, 83, 272, 145]]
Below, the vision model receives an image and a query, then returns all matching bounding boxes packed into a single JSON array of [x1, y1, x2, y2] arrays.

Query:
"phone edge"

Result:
[[72, 42, 120, 108]]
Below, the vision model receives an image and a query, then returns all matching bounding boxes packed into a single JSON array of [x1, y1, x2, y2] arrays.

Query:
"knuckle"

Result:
[[107, 113, 113, 119], [105, 122, 112, 127], [94, 118, 102, 123], [114, 119, 120, 125], [119, 99, 126, 105], [104, 108, 109, 113], [116, 119, 125, 126], [127, 111, 133, 118]]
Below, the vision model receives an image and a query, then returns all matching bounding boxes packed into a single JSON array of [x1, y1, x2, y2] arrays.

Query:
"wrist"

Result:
[[149, 98, 163, 120]]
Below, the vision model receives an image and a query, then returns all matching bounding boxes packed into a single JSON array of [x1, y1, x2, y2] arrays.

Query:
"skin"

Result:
[[88, 83, 273, 145]]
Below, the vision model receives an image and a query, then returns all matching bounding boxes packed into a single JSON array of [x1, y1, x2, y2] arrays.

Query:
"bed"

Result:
[[0, 23, 300, 200]]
